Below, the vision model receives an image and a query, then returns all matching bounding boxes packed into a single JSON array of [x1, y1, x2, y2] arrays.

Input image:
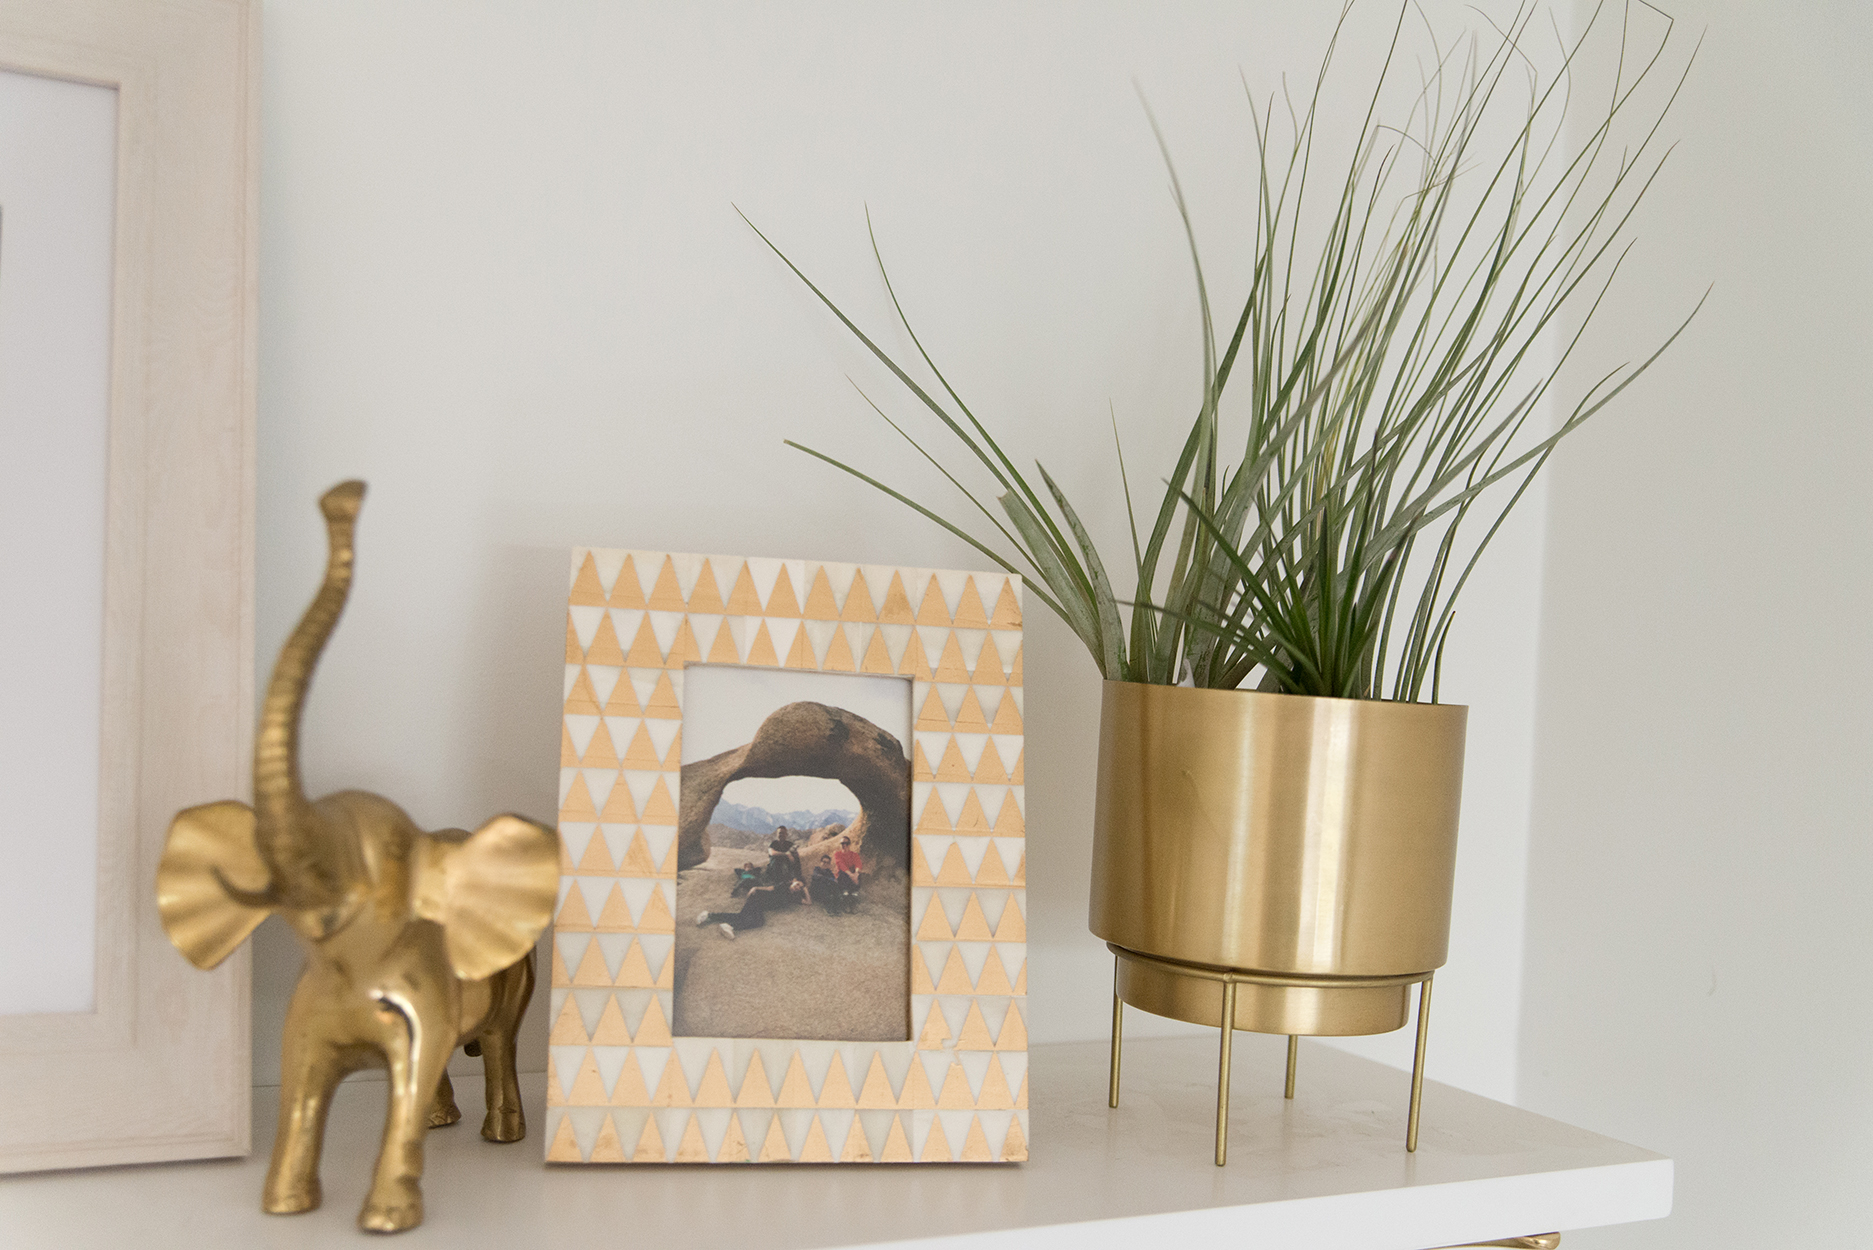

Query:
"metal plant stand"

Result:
[[1105, 945, 1436, 1167]]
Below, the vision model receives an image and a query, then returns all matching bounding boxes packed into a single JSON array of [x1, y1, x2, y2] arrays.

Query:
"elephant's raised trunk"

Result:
[[253, 481, 367, 908]]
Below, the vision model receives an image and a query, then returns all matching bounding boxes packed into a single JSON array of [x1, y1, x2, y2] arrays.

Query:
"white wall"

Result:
[[252, 0, 1550, 1104], [1518, 1, 1873, 1245]]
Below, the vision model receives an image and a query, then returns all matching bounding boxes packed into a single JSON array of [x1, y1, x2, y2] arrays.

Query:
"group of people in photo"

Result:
[[696, 827, 865, 939]]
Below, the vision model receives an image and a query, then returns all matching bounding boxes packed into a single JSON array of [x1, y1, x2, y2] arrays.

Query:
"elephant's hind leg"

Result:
[[428, 1071, 463, 1128], [478, 953, 535, 1143]]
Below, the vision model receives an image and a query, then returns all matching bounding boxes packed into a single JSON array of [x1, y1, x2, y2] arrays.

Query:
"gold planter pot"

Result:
[[1089, 680, 1466, 1162]]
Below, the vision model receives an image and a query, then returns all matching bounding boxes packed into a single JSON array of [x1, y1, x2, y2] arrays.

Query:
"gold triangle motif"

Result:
[[991, 581, 1022, 628], [920, 1114, 953, 1161], [880, 1116, 914, 1162], [1002, 1113, 1028, 1160], [936, 1060, 976, 1107], [817, 1054, 857, 1108], [594, 883, 637, 932], [564, 668, 602, 715], [974, 947, 1014, 997], [546, 1116, 583, 1162], [622, 725, 661, 769], [650, 1053, 691, 1107], [932, 634, 971, 682], [725, 564, 763, 615], [644, 673, 681, 718], [822, 628, 857, 672], [973, 843, 1010, 887], [571, 940, 611, 986], [860, 629, 894, 674], [802, 568, 839, 619], [570, 553, 607, 606], [915, 791, 952, 834], [675, 1116, 711, 1163], [599, 780, 638, 823], [579, 721, 619, 769], [897, 630, 932, 680], [915, 688, 951, 731], [976, 1055, 1014, 1109], [637, 887, 675, 932], [609, 555, 647, 608], [585, 615, 627, 666], [614, 940, 655, 987], [736, 1052, 774, 1107], [952, 689, 989, 731], [594, 998, 633, 1047], [935, 739, 971, 783], [707, 619, 741, 664], [840, 1115, 873, 1163], [641, 778, 678, 826], [647, 557, 686, 611], [784, 626, 816, 670], [955, 1002, 996, 1051], [688, 560, 726, 612], [565, 616, 583, 663], [953, 791, 991, 834], [995, 1005, 1028, 1051], [604, 676, 643, 716], [916, 893, 954, 941], [960, 1116, 995, 1162], [693, 1051, 735, 1107], [556, 885, 593, 930], [841, 570, 877, 621], [775, 1053, 816, 1107], [993, 898, 1026, 942], [717, 1116, 750, 1163], [764, 566, 802, 617], [915, 579, 952, 626], [744, 623, 780, 667], [899, 1059, 937, 1107], [634, 1115, 666, 1163], [952, 579, 990, 628], [935, 947, 974, 995], [624, 617, 665, 669], [757, 1118, 791, 1163], [954, 893, 994, 939], [878, 572, 915, 623], [568, 1050, 610, 1105], [634, 995, 673, 1046], [856, 1054, 897, 1109], [797, 1117, 834, 1163], [550, 996, 589, 1045], [934, 843, 971, 887], [559, 774, 598, 821], [589, 1115, 627, 1162]]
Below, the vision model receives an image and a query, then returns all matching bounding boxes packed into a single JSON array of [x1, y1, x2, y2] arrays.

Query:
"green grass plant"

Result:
[[753, 0, 1701, 700]]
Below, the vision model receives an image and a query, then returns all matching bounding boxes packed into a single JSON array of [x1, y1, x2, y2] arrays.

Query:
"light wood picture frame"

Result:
[[0, 0, 257, 1171], [548, 551, 1028, 1164]]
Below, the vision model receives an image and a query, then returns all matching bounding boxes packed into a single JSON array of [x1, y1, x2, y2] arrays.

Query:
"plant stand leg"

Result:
[[1215, 978, 1237, 1166], [1284, 1035, 1298, 1099], [1108, 959, 1124, 1109], [1408, 973, 1434, 1152]]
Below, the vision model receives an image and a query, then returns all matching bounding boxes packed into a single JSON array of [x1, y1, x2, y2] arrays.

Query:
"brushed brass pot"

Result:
[[1090, 680, 1467, 1038]]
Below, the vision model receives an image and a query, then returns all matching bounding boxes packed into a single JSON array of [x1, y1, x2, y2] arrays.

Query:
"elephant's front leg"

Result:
[[359, 993, 454, 1233], [263, 991, 346, 1215], [478, 954, 535, 1143]]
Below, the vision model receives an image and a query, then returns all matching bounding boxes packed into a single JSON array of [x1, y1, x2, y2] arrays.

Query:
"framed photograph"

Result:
[[0, 0, 256, 1172], [547, 552, 1027, 1164]]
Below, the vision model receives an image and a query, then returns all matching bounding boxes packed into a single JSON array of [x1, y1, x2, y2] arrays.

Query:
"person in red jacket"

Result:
[[830, 835, 862, 912]]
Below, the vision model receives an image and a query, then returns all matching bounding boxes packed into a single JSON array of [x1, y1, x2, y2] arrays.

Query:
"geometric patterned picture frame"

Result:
[[545, 550, 1028, 1164]]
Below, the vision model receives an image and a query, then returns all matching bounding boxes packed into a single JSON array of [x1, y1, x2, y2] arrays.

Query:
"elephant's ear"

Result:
[[156, 801, 272, 970], [414, 815, 559, 982]]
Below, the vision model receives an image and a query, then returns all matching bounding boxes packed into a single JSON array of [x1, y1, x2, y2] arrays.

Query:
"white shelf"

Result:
[[0, 1033, 1669, 1249]]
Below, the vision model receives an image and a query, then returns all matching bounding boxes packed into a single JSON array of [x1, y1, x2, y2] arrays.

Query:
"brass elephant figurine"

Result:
[[156, 481, 558, 1233]]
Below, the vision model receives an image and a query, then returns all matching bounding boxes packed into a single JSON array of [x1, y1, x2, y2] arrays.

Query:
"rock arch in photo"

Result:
[[676, 701, 911, 872]]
